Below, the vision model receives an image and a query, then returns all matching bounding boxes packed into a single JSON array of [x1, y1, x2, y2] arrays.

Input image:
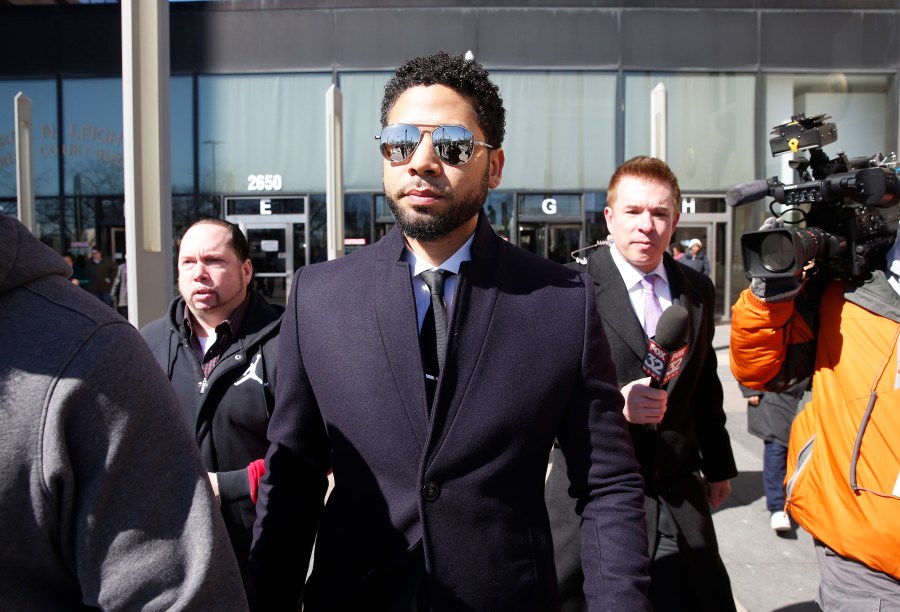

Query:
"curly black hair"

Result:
[[380, 51, 506, 148]]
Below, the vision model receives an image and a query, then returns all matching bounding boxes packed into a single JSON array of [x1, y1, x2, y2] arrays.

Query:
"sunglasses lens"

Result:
[[379, 124, 421, 162], [378, 124, 478, 165], [432, 126, 475, 165]]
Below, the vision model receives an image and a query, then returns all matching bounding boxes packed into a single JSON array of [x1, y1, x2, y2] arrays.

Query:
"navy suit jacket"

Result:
[[249, 213, 650, 611]]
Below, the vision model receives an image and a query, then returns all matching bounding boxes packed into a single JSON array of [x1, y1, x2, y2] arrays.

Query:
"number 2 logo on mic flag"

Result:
[[642, 351, 666, 383]]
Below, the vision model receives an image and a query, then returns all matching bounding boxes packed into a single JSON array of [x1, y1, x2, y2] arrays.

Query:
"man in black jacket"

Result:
[[141, 219, 282, 580]]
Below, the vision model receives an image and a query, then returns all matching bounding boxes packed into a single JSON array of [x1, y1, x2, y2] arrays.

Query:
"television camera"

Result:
[[726, 113, 900, 281]]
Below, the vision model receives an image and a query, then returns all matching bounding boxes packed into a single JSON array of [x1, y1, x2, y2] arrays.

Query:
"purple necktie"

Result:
[[641, 274, 663, 338]]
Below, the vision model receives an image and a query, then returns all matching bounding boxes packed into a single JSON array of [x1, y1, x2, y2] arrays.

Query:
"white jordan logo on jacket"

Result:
[[234, 353, 264, 386]]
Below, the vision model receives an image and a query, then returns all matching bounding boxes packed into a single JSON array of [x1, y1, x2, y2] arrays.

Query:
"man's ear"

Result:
[[488, 148, 505, 190], [243, 260, 253, 286]]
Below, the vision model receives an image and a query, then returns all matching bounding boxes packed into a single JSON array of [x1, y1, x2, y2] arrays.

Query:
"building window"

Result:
[[0, 79, 59, 199], [171, 75, 194, 194], [625, 72, 756, 192], [197, 73, 332, 194], [339, 72, 392, 192], [492, 71, 617, 191], [63, 78, 124, 197]]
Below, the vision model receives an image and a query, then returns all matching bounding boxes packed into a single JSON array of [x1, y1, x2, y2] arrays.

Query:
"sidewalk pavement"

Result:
[[711, 320, 821, 612]]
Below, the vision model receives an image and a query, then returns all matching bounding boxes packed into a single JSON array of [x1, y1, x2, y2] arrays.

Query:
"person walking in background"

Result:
[[110, 258, 128, 318], [670, 242, 685, 261], [740, 379, 811, 532], [62, 252, 90, 289], [549, 156, 736, 611], [141, 219, 283, 582], [682, 238, 710, 276], [0, 212, 248, 611], [248, 51, 650, 612], [86, 245, 117, 306]]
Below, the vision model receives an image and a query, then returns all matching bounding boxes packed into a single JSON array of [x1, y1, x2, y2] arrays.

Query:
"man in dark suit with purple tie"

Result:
[[549, 157, 736, 612], [248, 52, 650, 612]]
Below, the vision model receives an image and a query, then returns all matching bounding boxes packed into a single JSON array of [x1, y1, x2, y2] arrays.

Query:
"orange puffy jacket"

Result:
[[731, 272, 900, 579]]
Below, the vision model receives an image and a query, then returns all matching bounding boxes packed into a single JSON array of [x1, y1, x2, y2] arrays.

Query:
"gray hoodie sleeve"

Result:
[[42, 321, 249, 611]]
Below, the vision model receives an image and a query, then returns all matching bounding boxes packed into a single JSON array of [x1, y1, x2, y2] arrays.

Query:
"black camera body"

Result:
[[727, 113, 900, 281]]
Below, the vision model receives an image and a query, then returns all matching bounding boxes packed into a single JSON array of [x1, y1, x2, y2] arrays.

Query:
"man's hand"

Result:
[[704, 478, 731, 509], [621, 377, 667, 425], [208, 472, 220, 507]]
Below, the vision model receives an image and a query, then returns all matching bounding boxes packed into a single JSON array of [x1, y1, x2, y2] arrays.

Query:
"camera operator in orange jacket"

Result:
[[731, 216, 900, 609]]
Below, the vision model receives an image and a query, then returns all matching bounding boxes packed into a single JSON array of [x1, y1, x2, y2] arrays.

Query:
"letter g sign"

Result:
[[541, 198, 558, 215]]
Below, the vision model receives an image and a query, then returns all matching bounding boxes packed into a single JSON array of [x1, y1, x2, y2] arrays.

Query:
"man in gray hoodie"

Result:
[[0, 213, 248, 611]]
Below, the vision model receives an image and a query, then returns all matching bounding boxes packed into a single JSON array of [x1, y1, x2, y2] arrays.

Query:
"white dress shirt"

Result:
[[608, 243, 673, 335], [404, 233, 475, 331]]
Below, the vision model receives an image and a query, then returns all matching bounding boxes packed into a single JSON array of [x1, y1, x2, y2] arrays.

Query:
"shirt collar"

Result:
[[182, 291, 250, 339], [608, 242, 669, 290], [404, 232, 475, 276]]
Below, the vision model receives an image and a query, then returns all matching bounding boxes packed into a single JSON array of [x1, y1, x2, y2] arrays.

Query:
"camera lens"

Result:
[[759, 232, 796, 273]]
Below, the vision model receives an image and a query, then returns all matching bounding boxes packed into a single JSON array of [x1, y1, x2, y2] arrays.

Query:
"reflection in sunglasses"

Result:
[[377, 124, 493, 166]]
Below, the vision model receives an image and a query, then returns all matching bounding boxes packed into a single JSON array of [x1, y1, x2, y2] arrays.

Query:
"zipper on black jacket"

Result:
[[179, 335, 209, 396]]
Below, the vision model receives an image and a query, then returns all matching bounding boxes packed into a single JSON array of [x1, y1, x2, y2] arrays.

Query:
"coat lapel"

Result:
[[372, 228, 430, 448], [663, 255, 702, 392], [587, 247, 646, 362], [424, 213, 502, 466]]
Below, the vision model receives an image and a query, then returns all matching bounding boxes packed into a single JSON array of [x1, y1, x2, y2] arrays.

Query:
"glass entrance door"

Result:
[[242, 223, 305, 304], [245, 226, 291, 303], [517, 223, 582, 264], [227, 209, 309, 304]]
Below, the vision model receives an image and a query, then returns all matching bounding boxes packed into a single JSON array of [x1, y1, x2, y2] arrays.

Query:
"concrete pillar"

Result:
[[14, 92, 35, 233], [121, 0, 173, 327], [326, 84, 345, 261]]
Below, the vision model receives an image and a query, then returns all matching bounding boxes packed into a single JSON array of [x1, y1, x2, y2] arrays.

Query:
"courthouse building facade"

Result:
[[1, 0, 898, 313]]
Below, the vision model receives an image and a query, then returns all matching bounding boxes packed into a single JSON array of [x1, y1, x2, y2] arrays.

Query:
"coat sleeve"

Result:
[[217, 467, 253, 503], [556, 278, 652, 611], [691, 331, 736, 482], [247, 269, 330, 611], [730, 285, 817, 392], [219, 338, 279, 505], [687, 275, 736, 483], [48, 321, 247, 611]]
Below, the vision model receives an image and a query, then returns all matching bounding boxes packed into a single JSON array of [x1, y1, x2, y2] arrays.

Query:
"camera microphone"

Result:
[[642, 305, 689, 391], [725, 179, 773, 208]]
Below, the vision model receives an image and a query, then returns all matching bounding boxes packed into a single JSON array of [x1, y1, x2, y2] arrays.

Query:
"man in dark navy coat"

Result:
[[248, 52, 650, 612]]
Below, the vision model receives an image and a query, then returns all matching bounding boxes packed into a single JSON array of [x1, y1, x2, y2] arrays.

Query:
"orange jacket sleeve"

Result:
[[730, 287, 817, 391]]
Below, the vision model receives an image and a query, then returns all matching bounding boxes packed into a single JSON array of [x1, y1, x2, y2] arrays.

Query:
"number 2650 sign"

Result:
[[248, 174, 283, 191]]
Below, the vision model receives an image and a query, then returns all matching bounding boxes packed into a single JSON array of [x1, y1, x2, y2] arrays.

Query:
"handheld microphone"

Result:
[[642, 305, 689, 390]]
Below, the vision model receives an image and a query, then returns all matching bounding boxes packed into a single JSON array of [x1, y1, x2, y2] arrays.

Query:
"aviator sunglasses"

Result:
[[377, 123, 495, 166]]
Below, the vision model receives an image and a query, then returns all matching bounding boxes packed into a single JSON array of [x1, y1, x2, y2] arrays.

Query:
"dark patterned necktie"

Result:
[[419, 269, 452, 410]]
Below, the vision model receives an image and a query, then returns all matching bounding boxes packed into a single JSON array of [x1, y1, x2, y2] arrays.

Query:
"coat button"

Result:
[[422, 482, 440, 502]]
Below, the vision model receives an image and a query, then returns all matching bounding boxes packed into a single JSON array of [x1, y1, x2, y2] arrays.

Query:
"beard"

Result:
[[385, 168, 490, 242]]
